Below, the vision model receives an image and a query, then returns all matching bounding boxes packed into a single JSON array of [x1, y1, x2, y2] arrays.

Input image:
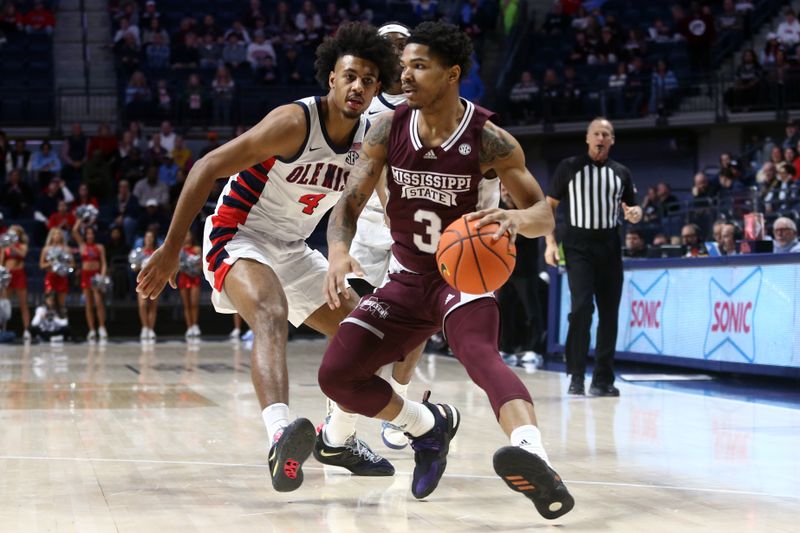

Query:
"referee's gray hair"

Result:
[[588, 116, 615, 136]]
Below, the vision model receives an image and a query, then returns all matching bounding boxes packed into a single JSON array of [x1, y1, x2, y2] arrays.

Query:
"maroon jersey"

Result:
[[386, 99, 496, 274]]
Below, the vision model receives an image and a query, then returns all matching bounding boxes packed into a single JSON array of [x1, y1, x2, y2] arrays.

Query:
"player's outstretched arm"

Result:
[[325, 112, 392, 308], [470, 121, 555, 240], [136, 104, 307, 300]]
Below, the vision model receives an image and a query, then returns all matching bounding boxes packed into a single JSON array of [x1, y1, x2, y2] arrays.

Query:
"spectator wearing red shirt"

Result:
[[47, 200, 76, 231], [560, 0, 582, 16], [23, 0, 55, 34], [86, 123, 119, 161]]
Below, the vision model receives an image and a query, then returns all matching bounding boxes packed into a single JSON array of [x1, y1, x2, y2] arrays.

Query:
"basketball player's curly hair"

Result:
[[314, 22, 399, 89], [407, 21, 473, 80]]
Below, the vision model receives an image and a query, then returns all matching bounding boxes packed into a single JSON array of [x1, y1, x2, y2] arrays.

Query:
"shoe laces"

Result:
[[343, 435, 383, 463]]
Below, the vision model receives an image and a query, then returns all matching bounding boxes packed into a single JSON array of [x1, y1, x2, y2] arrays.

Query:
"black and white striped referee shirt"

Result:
[[547, 154, 636, 231]]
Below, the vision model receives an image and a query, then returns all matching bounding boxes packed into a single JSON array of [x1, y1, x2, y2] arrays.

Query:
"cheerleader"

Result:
[[39, 228, 73, 315], [178, 232, 202, 338], [137, 230, 159, 341], [0, 225, 31, 340], [72, 219, 108, 341]]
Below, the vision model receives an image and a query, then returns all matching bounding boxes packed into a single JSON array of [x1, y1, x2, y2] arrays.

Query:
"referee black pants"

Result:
[[563, 231, 623, 386]]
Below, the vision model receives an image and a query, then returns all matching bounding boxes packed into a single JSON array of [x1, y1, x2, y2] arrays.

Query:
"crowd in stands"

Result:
[[620, 118, 800, 258], [110, 0, 378, 124], [726, 7, 800, 111], [0, 0, 55, 43], [506, 0, 767, 125], [109, 0, 501, 126]]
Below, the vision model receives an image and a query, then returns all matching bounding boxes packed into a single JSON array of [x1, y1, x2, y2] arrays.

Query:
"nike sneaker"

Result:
[[267, 418, 316, 492], [313, 430, 395, 476]]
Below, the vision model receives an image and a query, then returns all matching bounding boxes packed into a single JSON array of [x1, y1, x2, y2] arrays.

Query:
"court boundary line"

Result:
[[1, 454, 797, 501], [508, 365, 800, 415]]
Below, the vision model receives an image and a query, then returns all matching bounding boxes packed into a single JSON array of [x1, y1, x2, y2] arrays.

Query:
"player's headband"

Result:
[[378, 23, 410, 38]]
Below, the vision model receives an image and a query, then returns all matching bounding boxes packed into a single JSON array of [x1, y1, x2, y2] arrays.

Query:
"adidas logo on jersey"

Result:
[[445, 293, 455, 305], [424, 149, 437, 160]]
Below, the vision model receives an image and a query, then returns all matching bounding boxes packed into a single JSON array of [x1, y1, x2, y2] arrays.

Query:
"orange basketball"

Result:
[[435, 215, 516, 294]]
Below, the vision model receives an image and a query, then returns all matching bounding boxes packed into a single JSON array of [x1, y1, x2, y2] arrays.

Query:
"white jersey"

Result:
[[366, 92, 407, 118], [362, 92, 407, 216], [208, 96, 367, 244]]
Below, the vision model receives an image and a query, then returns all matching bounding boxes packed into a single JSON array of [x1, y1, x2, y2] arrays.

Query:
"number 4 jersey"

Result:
[[386, 99, 496, 274], [208, 96, 368, 246]]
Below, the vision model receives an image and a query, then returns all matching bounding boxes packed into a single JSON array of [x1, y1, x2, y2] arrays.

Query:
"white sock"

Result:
[[262, 403, 290, 446], [510, 425, 551, 466], [324, 404, 359, 447], [389, 399, 434, 437], [388, 376, 409, 399]]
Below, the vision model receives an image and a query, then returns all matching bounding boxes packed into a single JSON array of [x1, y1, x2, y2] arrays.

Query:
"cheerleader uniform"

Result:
[[178, 246, 202, 289], [5, 244, 27, 290], [44, 246, 70, 294], [80, 243, 101, 290]]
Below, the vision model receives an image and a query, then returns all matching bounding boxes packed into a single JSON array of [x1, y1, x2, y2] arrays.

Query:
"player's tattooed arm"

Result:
[[327, 153, 372, 246], [327, 112, 392, 248], [365, 111, 393, 148], [473, 121, 555, 239], [479, 122, 516, 165]]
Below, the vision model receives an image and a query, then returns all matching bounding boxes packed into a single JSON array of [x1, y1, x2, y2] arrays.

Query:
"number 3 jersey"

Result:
[[386, 99, 496, 274], [208, 96, 368, 246]]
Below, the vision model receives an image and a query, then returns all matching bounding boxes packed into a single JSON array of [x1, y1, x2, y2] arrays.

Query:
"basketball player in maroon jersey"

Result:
[[318, 22, 574, 519]]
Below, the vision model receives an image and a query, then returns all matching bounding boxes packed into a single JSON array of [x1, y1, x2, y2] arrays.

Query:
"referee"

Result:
[[544, 118, 642, 397]]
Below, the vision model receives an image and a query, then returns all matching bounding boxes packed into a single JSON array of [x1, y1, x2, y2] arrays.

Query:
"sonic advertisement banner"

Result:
[[556, 262, 800, 370]]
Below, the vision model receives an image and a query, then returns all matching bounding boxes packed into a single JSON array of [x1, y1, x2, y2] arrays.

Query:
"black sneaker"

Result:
[[408, 391, 460, 499], [267, 418, 316, 492], [313, 430, 395, 476], [493, 446, 575, 520], [589, 383, 620, 397], [567, 376, 585, 396]]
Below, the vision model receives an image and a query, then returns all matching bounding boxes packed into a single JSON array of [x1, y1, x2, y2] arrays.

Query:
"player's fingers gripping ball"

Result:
[[436, 215, 516, 294]]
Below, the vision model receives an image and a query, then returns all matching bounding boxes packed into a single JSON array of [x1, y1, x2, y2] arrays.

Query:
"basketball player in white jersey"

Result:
[[346, 21, 419, 451], [345, 22, 502, 451], [348, 22, 410, 297], [136, 23, 399, 492]]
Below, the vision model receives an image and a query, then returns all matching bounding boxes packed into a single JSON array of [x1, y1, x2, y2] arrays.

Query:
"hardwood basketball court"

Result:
[[0, 339, 796, 532]]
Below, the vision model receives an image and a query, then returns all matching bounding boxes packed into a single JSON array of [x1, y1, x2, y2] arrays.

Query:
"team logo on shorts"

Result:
[[458, 143, 471, 155], [358, 296, 390, 319]]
